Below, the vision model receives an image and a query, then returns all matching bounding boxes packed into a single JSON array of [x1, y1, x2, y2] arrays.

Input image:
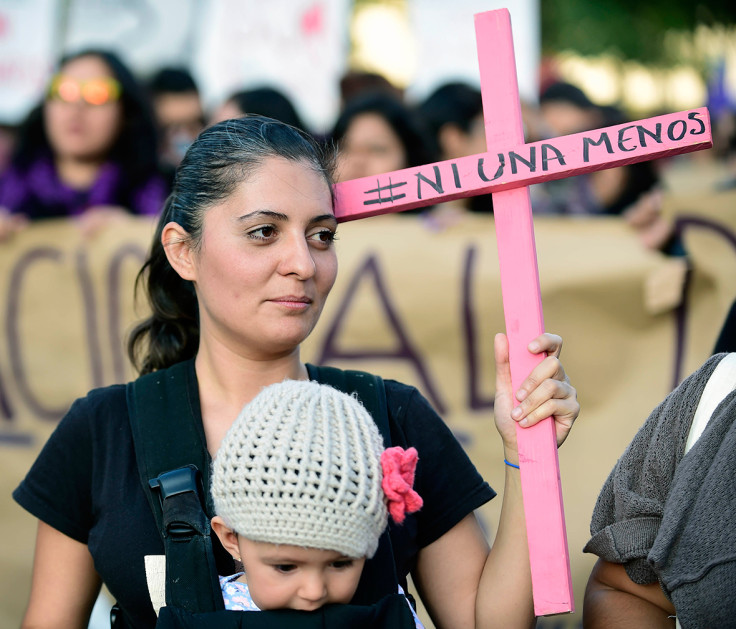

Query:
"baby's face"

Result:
[[237, 538, 366, 611]]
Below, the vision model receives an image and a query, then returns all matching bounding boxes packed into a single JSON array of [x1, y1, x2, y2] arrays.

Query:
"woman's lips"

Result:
[[269, 296, 313, 310]]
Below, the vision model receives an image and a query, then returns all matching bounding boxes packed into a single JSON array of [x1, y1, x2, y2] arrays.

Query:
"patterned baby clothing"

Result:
[[219, 573, 424, 627]]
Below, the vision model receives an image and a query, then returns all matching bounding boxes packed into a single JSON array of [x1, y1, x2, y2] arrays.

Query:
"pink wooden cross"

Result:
[[333, 8, 712, 617]]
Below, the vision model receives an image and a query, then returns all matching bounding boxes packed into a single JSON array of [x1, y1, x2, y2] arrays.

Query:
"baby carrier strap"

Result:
[[127, 361, 224, 614], [155, 594, 416, 628], [127, 362, 403, 620]]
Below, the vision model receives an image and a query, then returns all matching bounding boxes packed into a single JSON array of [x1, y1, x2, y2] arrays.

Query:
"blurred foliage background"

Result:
[[541, 0, 735, 65]]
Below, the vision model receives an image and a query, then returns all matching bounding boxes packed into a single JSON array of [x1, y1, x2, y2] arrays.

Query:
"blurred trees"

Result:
[[541, 0, 736, 64]]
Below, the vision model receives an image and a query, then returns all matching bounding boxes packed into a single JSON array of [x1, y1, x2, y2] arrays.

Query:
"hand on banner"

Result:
[[0, 207, 29, 242], [493, 332, 579, 455], [623, 189, 674, 252], [74, 205, 131, 239]]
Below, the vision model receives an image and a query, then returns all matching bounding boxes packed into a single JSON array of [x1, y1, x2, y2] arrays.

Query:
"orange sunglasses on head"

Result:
[[47, 75, 122, 106]]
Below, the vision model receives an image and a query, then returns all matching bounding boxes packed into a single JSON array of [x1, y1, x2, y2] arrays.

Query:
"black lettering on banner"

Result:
[[617, 125, 637, 152], [76, 249, 104, 390], [509, 147, 536, 175], [107, 244, 147, 383], [478, 154, 504, 182], [451, 162, 462, 189], [462, 245, 494, 411], [637, 123, 662, 147], [316, 254, 447, 415], [0, 365, 13, 422], [541, 144, 566, 170], [688, 111, 706, 135], [416, 165, 444, 199], [667, 119, 687, 141], [7, 248, 70, 420], [583, 132, 614, 162], [363, 178, 407, 206]]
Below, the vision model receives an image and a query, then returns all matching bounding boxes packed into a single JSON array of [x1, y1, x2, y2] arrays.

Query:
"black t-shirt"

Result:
[[14, 360, 495, 628]]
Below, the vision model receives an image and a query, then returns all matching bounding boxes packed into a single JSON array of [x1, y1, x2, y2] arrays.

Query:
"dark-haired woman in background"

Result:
[[329, 92, 437, 186], [209, 85, 308, 132], [0, 49, 168, 240]]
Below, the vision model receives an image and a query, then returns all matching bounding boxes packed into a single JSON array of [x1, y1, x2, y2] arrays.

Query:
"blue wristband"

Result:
[[504, 458, 520, 469]]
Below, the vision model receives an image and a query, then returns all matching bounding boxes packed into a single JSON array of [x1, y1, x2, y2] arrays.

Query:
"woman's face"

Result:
[[335, 112, 407, 182], [185, 157, 338, 360], [44, 55, 123, 162]]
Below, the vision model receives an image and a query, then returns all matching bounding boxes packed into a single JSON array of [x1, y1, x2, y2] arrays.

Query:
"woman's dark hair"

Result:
[[12, 48, 160, 189], [128, 115, 335, 375], [330, 92, 437, 169], [596, 104, 660, 215], [226, 86, 307, 132], [419, 82, 483, 140]]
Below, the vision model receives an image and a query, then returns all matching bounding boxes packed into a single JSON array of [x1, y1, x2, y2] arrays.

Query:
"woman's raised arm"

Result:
[[412, 332, 579, 628]]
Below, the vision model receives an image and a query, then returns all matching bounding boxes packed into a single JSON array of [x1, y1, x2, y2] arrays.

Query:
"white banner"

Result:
[[0, 0, 59, 124], [190, 0, 351, 134], [408, 0, 540, 104]]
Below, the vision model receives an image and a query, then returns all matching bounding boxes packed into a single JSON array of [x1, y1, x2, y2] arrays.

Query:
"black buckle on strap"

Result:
[[149, 465, 205, 537], [149, 464, 200, 501]]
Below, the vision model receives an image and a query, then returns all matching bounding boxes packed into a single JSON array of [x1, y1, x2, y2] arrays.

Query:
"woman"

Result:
[[583, 352, 736, 627], [209, 85, 307, 132], [330, 92, 437, 183], [14, 116, 578, 628], [0, 49, 168, 240]]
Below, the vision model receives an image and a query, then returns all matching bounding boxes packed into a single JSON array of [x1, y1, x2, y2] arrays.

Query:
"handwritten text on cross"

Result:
[[335, 108, 710, 221]]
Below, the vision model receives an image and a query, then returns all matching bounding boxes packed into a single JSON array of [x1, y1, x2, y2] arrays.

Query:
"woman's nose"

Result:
[[278, 236, 316, 279]]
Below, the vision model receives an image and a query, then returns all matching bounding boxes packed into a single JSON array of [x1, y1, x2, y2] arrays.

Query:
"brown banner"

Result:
[[2, 186, 735, 627]]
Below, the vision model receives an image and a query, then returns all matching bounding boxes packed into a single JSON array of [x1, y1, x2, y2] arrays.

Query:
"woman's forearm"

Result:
[[583, 560, 675, 629], [476, 460, 535, 629]]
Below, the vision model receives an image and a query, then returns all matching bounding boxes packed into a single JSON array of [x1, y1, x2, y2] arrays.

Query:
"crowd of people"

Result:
[[5, 45, 736, 629], [2, 48, 733, 250]]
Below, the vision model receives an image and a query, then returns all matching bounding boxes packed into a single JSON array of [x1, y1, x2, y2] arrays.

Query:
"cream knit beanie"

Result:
[[211, 380, 388, 559]]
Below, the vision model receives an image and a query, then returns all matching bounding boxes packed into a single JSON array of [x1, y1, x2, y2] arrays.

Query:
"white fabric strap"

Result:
[[685, 353, 736, 455], [145, 554, 166, 616]]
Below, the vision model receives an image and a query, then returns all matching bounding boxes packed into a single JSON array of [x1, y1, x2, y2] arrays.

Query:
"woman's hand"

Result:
[[494, 332, 579, 452], [623, 189, 674, 252], [0, 207, 29, 241], [75, 205, 130, 239]]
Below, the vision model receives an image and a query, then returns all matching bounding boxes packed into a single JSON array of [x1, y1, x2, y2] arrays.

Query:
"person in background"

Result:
[[209, 85, 307, 132], [418, 81, 493, 223], [0, 123, 18, 175], [529, 81, 680, 253], [583, 351, 736, 628], [338, 70, 405, 110], [0, 48, 168, 240], [329, 92, 437, 188], [146, 67, 205, 181]]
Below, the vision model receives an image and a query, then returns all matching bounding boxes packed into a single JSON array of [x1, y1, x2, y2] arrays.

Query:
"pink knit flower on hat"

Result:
[[381, 446, 423, 524]]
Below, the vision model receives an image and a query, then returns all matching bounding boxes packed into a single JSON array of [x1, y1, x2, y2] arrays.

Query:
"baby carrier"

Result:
[[120, 361, 418, 628]]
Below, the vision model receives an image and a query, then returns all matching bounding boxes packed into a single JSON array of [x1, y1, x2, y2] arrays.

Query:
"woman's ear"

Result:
[[161, 221, 197, 282], [211, 516, 241, 561]]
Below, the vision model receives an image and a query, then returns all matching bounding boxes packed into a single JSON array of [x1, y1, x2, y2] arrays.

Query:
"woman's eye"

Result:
[[308, 229, 337, 246], [247, 225, 277, 241]]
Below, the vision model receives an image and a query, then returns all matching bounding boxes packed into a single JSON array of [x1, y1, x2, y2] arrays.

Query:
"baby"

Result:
[[210, 379, 423, 626]]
